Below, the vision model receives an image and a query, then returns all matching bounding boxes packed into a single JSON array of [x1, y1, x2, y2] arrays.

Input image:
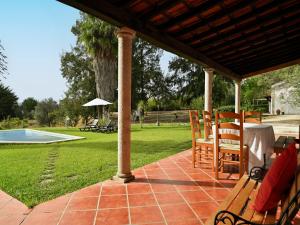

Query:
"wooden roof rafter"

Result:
[[58, 0, 300, 80]]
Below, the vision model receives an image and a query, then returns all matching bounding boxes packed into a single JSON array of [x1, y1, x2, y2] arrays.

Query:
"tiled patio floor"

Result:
[[0, 149, 240, 225], [1, 149, 299, 225]]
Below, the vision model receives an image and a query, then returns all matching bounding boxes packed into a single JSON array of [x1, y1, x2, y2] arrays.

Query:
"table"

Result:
[[213, 123, 275, 171]]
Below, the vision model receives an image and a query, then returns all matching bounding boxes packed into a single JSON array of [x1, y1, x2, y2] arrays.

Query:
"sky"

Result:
[[0, 1, 174, 103]]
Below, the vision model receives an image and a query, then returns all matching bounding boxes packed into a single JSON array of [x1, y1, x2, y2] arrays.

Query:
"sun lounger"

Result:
[[79, 119, 99, 131]]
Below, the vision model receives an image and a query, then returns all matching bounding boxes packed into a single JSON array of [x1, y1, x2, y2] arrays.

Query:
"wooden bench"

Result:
[[205, 165, 300, 225], [274, 136, 296, 155]]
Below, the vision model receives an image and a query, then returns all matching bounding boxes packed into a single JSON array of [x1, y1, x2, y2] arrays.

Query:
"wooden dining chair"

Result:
[[243, 111, 262, 124], [189, 110, 214, 170], [202, 110, 213, 140], [215, 111, 249, 179]]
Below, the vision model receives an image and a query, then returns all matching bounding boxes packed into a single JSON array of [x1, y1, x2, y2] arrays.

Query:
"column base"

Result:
[[112, 173, 135, 183]]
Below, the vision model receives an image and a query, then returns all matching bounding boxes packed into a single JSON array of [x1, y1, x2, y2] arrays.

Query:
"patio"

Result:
[[0, 149, 238, 225], [1, 143, 300, 224]]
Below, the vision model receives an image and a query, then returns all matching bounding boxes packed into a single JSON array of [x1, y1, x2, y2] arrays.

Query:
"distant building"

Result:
[[271, 82, 300, 115]]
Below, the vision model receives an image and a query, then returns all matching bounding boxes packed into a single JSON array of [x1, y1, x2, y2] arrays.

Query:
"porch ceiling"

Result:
[[58, 0, 300, 80]]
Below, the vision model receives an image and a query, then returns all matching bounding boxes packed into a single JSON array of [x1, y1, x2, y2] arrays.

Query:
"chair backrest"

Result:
[[243, 111, 261, 124], [215, 111, 243, 149], [203, 110, 213, 139], [189, 111, 202, 146]]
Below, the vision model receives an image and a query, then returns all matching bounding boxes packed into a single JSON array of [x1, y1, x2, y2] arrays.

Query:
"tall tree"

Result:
[[168, 57, 205, 106], [61, 45, 97, 122], [21, 97, 37, 119], [0, 40, 7, 80], [132, 38, 164, 108], [72, 13, 117, 106], [0, 83, 18, 120]]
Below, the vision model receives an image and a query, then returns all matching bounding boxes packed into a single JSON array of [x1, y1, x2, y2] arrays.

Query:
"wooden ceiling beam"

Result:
[[172, 1, 251, 37], [58, 0, 241, 80], [157, 0, 220, 30], [215, 33, 300, 64], [226, 43, 300, 69], [138, 0, 182, 19], [237, 53, 300, 76], [207, 23, 300, 60], [191, 4, 300, 48], [242, 58, 300, 78]]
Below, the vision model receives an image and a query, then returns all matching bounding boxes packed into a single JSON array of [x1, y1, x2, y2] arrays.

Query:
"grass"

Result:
[[0, 124, 191, 207]]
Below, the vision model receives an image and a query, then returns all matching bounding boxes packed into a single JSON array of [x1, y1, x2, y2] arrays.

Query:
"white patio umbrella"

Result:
[[83, 98, 112, 119]]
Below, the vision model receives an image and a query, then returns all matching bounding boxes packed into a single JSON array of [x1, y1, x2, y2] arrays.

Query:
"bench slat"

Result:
[[242, 184, 260, 220], [205, 175, 249, 225], [228, 179, 257, 215]]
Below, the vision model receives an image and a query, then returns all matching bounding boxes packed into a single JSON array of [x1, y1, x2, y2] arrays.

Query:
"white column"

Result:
[[113, 27, 135, 183], [204, 68, 214, 114], [235, 80, 241, 114]]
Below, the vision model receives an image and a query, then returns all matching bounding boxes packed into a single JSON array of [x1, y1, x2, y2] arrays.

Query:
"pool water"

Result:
[[0, 129, 84, 144]]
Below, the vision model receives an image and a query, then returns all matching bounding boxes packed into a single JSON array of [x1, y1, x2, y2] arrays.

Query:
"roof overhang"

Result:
[[58, 0, 300, 81]]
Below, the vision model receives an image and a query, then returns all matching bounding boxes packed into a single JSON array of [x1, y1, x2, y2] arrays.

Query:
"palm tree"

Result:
[[72, 14, 117, 117]]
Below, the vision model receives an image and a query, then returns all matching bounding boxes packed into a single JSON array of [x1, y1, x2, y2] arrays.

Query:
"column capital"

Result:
[[117, 27, 136, 39], [203, 67, 214, 73]]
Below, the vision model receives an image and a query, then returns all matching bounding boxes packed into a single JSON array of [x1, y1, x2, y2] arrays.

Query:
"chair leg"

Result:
[[221, 153, 225, 173], [215, 152, 219, 179], [239, 155, 244, 178], [192, 147, 196, 168]]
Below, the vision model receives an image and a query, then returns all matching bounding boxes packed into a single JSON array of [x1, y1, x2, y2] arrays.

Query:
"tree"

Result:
[[0, 40, 7, 80], [132, 38, 164, 108], [61, 45, 96, 123], [21, 97, 37, 119], [72, 13, 117, 112], [168, 57, 205, 106], [34, 98, 58, 126], [0, 83, 18, 120]]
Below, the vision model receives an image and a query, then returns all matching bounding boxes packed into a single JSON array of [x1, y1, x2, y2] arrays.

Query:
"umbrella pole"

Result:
[[97, 106, 100, 119]]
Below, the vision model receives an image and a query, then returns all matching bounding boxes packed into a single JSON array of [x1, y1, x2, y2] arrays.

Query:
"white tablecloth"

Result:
[[213, 123, 275, 171]]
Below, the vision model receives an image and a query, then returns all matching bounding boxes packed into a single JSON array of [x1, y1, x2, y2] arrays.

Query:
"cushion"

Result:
[[253, 143, 297, 213]]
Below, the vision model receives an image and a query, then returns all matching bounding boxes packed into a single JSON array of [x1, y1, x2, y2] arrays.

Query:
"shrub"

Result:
[[190, 97, 204, 112], [0, 117, 28, 129], [217, 105, 235, 112]]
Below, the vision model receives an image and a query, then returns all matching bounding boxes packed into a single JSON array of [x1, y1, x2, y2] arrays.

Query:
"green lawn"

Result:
[[0, 124, 191, 207]]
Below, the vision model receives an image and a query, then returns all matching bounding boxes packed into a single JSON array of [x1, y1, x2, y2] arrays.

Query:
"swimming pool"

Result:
[[0, 129, 85, 144]]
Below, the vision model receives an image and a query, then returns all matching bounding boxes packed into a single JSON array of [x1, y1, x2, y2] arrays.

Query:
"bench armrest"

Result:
[[249, 166, 266, 182], [214, 210, 262, 225]]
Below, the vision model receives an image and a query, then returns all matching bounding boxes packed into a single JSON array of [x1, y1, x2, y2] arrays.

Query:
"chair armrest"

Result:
[[214, 210, 262, 225], [249, 166, 266, 182]]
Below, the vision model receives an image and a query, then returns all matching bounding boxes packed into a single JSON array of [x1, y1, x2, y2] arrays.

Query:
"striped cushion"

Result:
[[219, 143, 248, 151], [196, 138, 214, 144]]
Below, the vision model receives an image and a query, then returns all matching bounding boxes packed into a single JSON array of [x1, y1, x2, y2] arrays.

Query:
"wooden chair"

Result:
[[189, 110, 214, 170], [243, 111, 262, 124], [203, 110, 213, 140], [215, 111, 249, 179]]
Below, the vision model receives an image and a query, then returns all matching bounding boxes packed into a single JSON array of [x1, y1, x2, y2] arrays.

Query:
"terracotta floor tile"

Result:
[[0, 214, 27, 225], [67, 197, 98, 211], [181, 190, 212, 203], [96, 208, 129, 225], [197, 180, 225, 189], [205, 189, 231, 201], [189, 173, 213, 181], [34, 195, 70, 213], [101, 185, 126, 195], [59, 210, 95, 225], [167, 218, 202, 225], [73, 184, 101, 198], [0, 199, 28, 215], [155, 192, 185, 205], [128, 193, 156, 207], [160, 203, 197, 222], [127, 183, 152, 194], [22, 211, 61, 225], [98, 195, 127, 209], [130, 206, 164, 224], [175, 184, 201, 192], [151, 183, 177, 193], [190, 202, 219, 218]]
